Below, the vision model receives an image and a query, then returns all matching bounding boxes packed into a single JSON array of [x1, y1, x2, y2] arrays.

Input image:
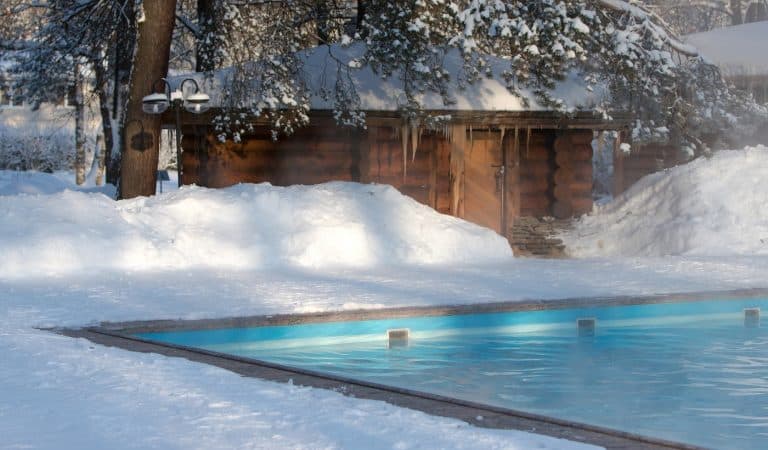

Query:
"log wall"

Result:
[[613, 142, 682, 196], [181, 125, 449, 211], [516, 129, 593, 219], [181, 124, 597, 239]]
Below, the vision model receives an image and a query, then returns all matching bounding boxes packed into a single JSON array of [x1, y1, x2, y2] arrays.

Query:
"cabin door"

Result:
[[461, 131, 506, 234]]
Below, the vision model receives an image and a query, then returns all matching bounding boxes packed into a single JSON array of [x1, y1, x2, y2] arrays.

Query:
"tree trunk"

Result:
[[731, 0, 743, 25], [316, 1, 331, 44], [119, 0, 178, 199], [74, 62, 86, 186], [356, 0, 367, 37], [94, 133, 106, 186], [94, 61, 117, 186]]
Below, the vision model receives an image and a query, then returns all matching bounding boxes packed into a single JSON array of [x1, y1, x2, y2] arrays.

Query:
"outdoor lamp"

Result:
[[141, 77, 210, 188], [184, 92, 210, 114], [141, 92, 170, 114]]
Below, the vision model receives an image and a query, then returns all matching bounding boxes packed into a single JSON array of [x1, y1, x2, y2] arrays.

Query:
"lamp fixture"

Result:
[[141, 77, 210, 189]]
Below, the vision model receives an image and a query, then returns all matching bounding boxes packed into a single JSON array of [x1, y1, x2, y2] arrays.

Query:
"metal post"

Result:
[[174, 106, 182, 187]]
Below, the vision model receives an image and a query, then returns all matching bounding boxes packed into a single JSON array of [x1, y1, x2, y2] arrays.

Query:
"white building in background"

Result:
[[1, 73, 175, 174], [686, 21, 768, 105], [0, 73, 102, 173]]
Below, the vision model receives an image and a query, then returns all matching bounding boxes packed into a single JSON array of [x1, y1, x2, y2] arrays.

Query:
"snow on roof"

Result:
[[685, 22, 768, 76], [173, 43, 607, 113]]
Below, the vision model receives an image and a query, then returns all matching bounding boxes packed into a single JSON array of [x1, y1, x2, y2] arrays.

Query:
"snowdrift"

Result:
[[0, 179, 511, 277], [563, 146, 768, 257]]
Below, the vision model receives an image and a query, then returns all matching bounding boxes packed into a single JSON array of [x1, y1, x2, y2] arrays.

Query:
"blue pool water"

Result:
[[138, 298, 768, 449]]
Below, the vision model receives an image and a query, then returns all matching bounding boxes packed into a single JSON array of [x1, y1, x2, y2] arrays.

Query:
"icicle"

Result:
[[450, 124, 467, 217], [499, 126, 506, 149], [514, 127, 519, 165], [410, 124, 420, 162], [401, 123, 409, 182], [526, 127, 532, 159]]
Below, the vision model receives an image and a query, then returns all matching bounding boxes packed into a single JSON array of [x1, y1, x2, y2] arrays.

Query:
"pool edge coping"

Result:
[[97, 287, 768, 334]]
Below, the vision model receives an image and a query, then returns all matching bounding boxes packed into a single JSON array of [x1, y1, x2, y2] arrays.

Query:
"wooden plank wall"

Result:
[[553, 130, 593, 217], [613, 143, 681, 196], [182, 125, 596, 237], [518, 130, 556, 217], [181, 125, 359, 188], [363, 127, 449, 209], [461, 130, 504, 232], [182, 125, 451, 212]]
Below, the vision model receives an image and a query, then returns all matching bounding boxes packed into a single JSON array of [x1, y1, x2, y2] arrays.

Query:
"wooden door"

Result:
[[461, 131, 505, 233]]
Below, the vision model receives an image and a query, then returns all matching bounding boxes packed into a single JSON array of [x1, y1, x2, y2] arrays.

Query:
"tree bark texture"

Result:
[[731, 0, 744, 25], [74, 62, 86, 186], [119, 0, 178, 199], [94, 62, 117, 185]]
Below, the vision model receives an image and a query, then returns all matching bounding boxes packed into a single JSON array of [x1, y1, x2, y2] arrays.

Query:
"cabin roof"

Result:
[[164, 109, 630, 131], [685, 22, 768, 77], [169, 43, 610, 114]]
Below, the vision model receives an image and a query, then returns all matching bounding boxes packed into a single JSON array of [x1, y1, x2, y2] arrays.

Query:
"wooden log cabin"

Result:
[[165, 109, 628, 253], [162, 44, 629, 254]]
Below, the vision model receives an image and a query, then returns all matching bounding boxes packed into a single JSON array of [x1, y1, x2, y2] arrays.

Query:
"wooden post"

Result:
[[552, 133, 574, 218]]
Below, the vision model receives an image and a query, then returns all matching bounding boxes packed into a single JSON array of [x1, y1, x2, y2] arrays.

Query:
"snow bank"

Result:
[[563, 146, 768, 257], [0, 180, 511, 277], [685, 22, 768, 76]]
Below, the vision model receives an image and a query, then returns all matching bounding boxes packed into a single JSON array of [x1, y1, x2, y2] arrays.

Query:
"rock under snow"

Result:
[[562, 146, 768, 257]]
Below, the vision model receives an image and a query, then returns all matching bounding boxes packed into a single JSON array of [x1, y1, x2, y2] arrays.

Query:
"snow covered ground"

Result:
[[2, 147, 768, 449]]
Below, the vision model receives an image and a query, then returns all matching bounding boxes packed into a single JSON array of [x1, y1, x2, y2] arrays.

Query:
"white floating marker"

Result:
[[387, 328, 410, 348], [577, 318, 596, 337], [745, 308, 760, 327]]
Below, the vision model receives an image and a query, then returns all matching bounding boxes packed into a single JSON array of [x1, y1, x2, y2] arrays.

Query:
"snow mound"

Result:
[[0, 180, 511, 278], [563, 146, 768, 257]]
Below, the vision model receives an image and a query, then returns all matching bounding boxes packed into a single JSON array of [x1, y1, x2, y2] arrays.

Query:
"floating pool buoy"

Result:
[[577, 318, 596, 337], [387, 328, 410, 348], [745, 308, 760, 328]]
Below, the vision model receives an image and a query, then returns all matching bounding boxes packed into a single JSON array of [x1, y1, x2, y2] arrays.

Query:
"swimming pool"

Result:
[[137, 297, 768, 449]]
